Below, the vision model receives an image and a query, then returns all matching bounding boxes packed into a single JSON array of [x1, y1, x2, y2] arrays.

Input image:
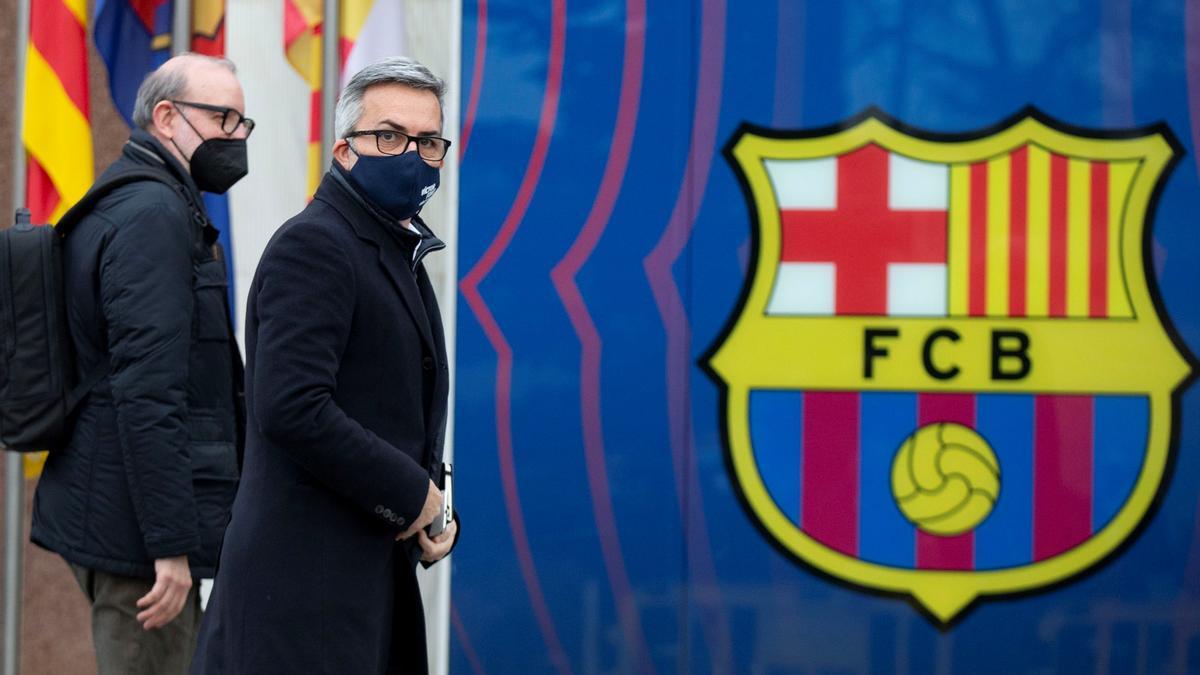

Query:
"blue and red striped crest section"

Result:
[[750, 391, 1146, 570], [708, 110, 1191, 624]]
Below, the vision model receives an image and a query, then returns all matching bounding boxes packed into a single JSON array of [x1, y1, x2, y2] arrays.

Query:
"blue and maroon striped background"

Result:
[[451, 0, 1200, 672], [751, 391, 1147, 571]]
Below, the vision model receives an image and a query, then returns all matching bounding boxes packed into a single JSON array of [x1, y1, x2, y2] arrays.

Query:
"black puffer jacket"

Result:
[[31, 129, 243, 579]]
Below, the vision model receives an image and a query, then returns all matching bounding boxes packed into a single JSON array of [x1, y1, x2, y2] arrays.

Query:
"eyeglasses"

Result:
[[171, 100, 256, 137], [345, 129, 451, 161]]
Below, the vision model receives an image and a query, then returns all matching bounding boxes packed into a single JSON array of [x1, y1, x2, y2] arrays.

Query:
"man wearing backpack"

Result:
[[29, 53, 250, 675]]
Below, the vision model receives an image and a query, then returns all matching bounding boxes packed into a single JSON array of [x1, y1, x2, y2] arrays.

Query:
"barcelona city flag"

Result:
[[706, 110, 1191, 624], [93, 0, 236, 313]]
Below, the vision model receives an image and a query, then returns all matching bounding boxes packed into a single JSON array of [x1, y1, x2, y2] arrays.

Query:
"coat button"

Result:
[[422, 357, 434, 371]]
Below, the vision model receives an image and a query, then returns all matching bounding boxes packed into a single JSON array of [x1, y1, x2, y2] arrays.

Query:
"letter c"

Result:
[[923, 329, 961, 380]]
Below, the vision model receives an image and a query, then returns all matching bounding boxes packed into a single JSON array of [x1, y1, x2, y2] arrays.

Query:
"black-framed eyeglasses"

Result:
[[171, 100, 255, 137], [345, 129, 451, 161]]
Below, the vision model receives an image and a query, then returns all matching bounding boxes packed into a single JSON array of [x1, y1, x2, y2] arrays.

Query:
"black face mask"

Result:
[[171, 107, 249, 194], [188, 137, 248, 194]]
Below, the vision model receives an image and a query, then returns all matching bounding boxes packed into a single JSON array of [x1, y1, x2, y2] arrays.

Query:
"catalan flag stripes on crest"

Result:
[[24, 0, 94, 224], [765, 144, 1135, 320], [948, 146, 1134, 319]]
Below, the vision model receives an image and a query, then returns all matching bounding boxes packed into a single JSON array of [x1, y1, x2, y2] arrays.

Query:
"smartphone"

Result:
[[427, 463, 453, 537]]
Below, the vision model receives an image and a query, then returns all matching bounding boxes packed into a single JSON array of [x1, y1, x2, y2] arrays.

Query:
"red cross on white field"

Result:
[[771, 144, 948, 316]]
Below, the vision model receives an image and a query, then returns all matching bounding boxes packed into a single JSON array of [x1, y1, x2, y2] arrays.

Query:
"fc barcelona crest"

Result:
[[704, 109, 1193, 624]]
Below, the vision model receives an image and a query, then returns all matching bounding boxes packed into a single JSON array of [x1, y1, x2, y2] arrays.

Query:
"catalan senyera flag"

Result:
[[285, 0, 406, 196], [22, 0, 95, 478], [24, 0, 94, 225]]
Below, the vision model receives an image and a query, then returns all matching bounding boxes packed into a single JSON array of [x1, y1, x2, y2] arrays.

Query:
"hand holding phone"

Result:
[[427, 463, 453, 537]]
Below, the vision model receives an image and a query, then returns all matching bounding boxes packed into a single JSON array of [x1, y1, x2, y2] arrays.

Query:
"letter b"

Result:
[[992, 330, 1031, 380]]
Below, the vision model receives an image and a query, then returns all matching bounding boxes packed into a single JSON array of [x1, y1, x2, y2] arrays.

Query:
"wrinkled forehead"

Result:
[[359, 83, 442, 133]]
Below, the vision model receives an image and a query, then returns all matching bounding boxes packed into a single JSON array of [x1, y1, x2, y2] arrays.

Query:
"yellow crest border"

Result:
[[703, 108, 1192, 624]]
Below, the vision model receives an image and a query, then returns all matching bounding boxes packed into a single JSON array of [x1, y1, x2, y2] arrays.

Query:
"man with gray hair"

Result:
[[192, 55, 456, 675], [30, 53, 251, 674]]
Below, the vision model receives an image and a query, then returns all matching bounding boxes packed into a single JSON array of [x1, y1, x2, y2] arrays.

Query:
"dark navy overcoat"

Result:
[[192, 170, 450, 675]]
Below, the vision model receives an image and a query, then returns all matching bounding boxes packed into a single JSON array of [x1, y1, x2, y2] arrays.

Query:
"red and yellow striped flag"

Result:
[[22, 0, 94, 478], [948, 145, 1134, 320], [284, 0, 376, 196], [24, 0, 94, 224], [192, 0, 226, 55]]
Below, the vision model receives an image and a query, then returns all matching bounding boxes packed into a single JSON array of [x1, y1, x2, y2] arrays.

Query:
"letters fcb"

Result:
[[863, 327, 1030, 382], [705, 108, 1193, 624]]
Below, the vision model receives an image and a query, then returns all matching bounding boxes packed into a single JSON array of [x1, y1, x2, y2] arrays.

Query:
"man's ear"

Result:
[[333, 138, 355, 170], [151, 100, 176, 139]]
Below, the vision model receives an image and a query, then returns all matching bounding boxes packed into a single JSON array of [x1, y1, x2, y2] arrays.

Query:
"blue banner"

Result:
[[453, 0, 1200, 672]]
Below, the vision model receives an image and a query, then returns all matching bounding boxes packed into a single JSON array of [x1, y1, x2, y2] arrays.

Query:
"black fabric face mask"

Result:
[[343, 144, 440, 222], [188, 137, 248, 194], [171, 106, 249, 194]]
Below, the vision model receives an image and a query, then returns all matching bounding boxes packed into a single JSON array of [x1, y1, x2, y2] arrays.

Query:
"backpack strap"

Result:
[[65, 364, 107, 411], [56, 166, 206, 414], [56, 166, 203, 236]]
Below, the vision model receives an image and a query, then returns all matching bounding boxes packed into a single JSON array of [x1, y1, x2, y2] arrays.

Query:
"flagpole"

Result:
[[428, 3, 463, 671], [172, 0, 193, 55], [4, 0, 32, 669], [320, 0, 340, 170]]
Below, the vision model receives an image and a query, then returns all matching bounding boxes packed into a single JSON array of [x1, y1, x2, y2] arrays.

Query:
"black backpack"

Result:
[[0, 168, 191, 452]]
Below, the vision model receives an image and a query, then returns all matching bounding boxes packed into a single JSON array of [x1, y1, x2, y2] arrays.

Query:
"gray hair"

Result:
[[131, 53, 237, 129], [334, 57, 445, 139]]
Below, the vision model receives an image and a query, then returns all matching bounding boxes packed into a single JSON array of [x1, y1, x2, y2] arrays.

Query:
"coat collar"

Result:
[[314, 169, 437, 353], [326, 162, 446, 266], [124, 128, 208, 211], [119, 129, 222, 247]]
